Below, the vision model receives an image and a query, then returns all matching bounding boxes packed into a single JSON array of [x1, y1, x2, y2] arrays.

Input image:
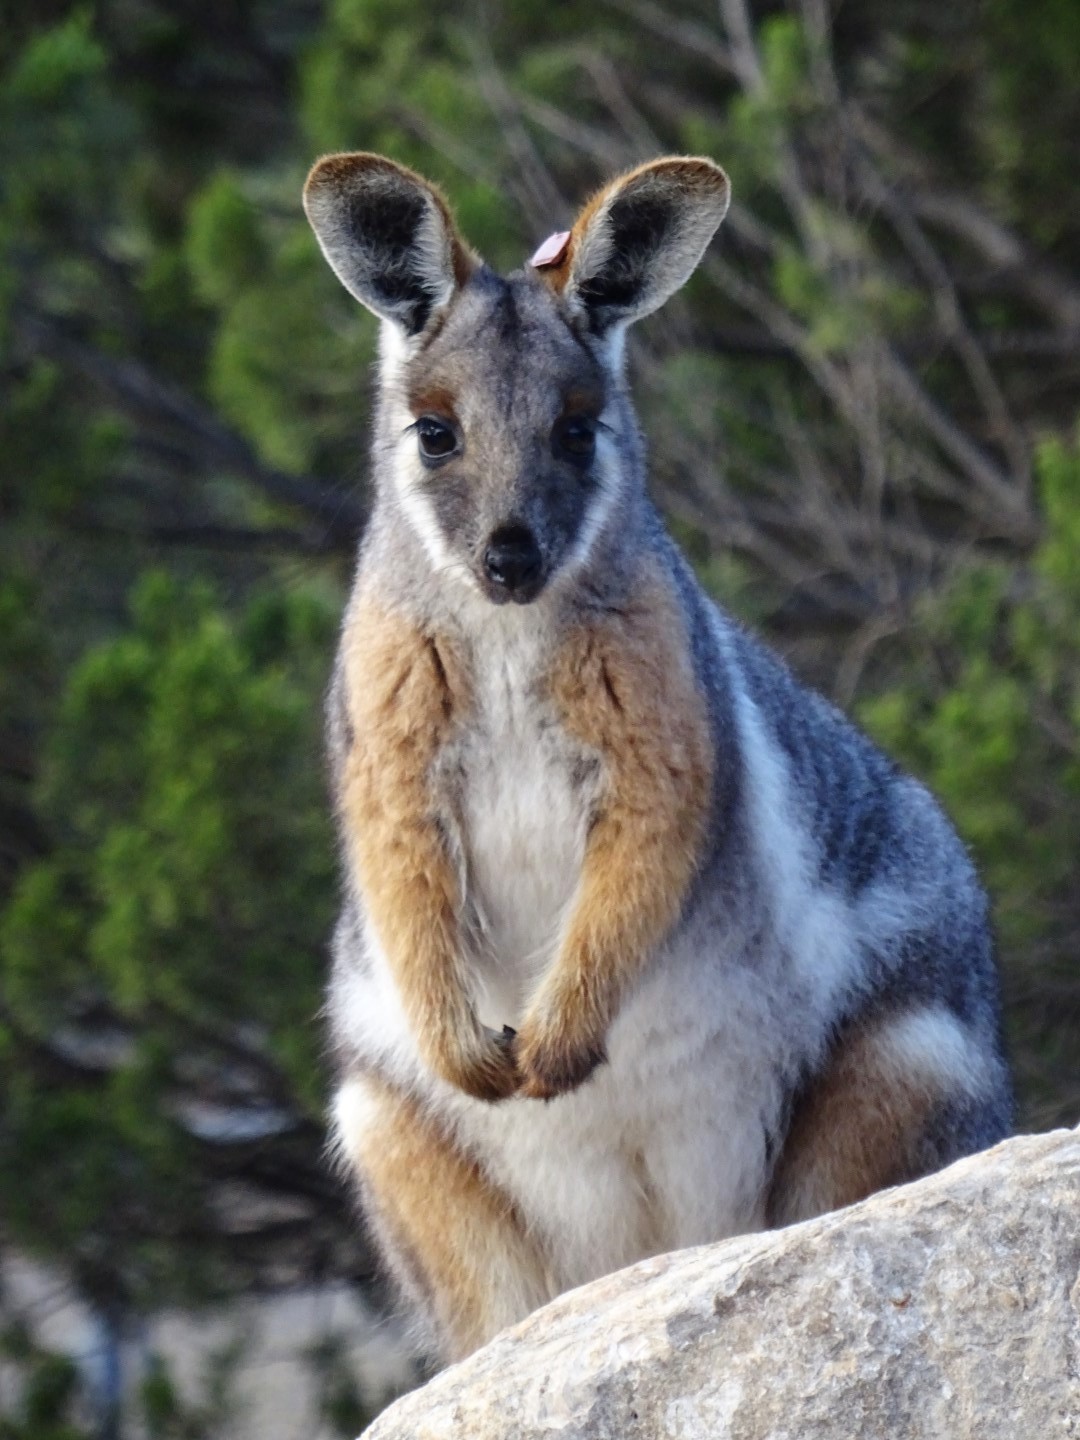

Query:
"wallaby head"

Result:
[[304, 154, 730, 606]]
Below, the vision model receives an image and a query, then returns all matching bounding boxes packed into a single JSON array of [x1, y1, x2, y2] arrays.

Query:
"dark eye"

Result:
[[417, 416, 458, 461], [552, 416, 596, 466]]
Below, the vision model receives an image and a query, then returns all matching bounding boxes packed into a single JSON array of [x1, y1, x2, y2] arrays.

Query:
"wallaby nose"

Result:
[[482, 525, 543, 600]]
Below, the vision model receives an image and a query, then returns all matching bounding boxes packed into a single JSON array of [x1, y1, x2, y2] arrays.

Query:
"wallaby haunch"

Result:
[[303, 153, 1012, 1363]]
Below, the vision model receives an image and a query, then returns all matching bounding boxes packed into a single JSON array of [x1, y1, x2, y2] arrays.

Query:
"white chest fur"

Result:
[[448, 619, 593, 1032]]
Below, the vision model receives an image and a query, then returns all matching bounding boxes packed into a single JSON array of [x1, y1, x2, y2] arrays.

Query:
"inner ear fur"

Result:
[[545, 157, 730, 333], [303, 152, 478, 335]]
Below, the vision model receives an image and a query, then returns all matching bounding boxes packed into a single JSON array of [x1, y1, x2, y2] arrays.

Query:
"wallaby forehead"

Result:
[[404, 270, 605, 423]]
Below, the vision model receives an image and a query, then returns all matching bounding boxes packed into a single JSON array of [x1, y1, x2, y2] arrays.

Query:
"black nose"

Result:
[[482, 525, 542, 598]]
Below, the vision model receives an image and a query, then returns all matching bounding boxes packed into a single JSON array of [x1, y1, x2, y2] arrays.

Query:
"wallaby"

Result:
[[303, 152, 1012, 1364]]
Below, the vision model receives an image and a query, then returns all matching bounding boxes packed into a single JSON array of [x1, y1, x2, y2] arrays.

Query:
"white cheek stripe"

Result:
[[561, 428, 623, 579], [395, 455, 456, 573], [379, 346, 479, 593], [379, 321, 458, 575]]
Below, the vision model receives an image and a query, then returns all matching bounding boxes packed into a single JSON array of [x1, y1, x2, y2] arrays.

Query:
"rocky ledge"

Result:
[[364, 1126, 1080, 1438]]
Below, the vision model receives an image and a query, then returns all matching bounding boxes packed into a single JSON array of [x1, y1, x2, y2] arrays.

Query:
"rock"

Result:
[[363, 1127, 1080, 1439]]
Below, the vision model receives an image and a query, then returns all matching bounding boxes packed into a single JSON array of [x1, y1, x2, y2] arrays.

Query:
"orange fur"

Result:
[[766, 1017, 943, 1226], [341, 1078, 552, 1359], [340, 593, 517, 1100], [559, 384, 606, 420], [404, 381, 459, 422], [513, 559, 715, 1098]]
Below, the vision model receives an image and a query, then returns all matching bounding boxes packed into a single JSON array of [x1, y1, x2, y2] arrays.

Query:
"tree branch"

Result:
[[12, 310, 365, 550]]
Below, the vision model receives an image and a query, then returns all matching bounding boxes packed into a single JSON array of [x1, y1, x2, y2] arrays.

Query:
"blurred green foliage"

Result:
[[1, 0, 1078, 1430], [0, 1317, 86, 1440], [1, 572, 338, 1320]]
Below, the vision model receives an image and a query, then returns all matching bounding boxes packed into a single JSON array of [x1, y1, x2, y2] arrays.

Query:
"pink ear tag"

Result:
[[530, 230, 571, 268]]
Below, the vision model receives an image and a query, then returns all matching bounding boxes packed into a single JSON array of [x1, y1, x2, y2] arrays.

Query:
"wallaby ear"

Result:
[[303, 152, 478, 335], [536, 157, 730, 334]]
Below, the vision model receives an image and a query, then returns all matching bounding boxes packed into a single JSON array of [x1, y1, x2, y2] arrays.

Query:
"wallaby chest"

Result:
[[442, 625, 597, 1030]]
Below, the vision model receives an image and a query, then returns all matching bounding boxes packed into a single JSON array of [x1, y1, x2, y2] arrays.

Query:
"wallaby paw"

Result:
[[432, 1023, 520, 1102], [512, 1019, 607, 1101]]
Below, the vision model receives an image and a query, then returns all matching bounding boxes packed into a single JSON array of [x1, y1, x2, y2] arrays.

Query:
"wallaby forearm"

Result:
[[515, 561, 714, 1098], [340, 592, 517, 1100]]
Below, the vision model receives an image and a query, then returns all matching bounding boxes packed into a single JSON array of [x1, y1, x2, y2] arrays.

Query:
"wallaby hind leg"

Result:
[[334, 1076, 553, 1361], [767, 1004, 1005, 1228]]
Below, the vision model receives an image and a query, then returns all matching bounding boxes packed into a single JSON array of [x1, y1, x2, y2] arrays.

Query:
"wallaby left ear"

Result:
[[303, 152, 478, 336], [539, 157, 730, 334]]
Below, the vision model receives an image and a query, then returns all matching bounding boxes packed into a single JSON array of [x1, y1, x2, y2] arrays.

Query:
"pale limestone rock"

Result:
[[364, 1127, 1080, 1438]]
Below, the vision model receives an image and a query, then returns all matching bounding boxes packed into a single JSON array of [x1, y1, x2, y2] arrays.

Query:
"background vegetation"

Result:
[[2, 0, 1078, 1432]]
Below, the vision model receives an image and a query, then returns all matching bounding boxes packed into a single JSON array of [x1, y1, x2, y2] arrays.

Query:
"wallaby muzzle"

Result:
[[480, 523, 545, 604]]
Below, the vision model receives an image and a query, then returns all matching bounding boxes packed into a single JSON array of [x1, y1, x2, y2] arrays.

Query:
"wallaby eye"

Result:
[[417, 416, 458, 461], [552, 416, 596, 466]]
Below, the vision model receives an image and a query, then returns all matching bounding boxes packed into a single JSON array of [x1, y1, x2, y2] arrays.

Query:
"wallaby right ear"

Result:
[[535, 157, 730, 335], [303, 153, 478, 336]]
